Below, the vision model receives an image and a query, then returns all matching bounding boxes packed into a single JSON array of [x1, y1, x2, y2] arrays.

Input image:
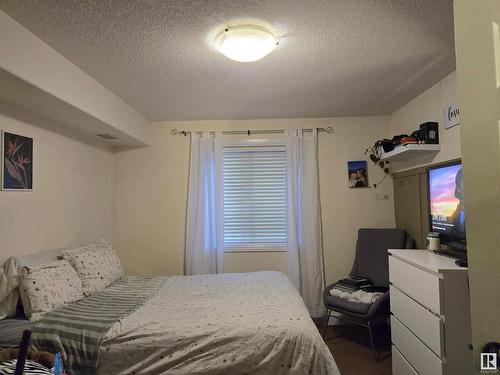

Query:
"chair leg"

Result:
[[322, 309, 331, 339], [367, 321, 390, 363], [367, 321, 377, 361], [322, 310, 357, 342]]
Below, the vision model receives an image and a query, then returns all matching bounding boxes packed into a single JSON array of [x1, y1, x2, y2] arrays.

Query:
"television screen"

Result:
[[428, 162, 466, 241]]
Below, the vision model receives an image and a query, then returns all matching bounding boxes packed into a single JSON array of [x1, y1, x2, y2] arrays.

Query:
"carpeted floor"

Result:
[[316, 321, 392, 375]]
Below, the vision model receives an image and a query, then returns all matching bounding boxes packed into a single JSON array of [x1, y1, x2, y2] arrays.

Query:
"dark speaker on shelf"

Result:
[[419, 122, 439, 144]]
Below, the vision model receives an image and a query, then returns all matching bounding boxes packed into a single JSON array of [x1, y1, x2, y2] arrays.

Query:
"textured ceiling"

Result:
[[0, 0, 455, 121]]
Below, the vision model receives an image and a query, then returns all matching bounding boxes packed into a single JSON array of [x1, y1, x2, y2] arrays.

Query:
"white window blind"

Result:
[[223, 143, 287, 251]]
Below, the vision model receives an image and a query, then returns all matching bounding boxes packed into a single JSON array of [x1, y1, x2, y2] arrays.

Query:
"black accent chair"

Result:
[[322, 228, 415, 361]]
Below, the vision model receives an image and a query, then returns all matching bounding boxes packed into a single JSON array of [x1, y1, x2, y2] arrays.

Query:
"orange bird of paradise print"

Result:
[[2, 131, 33, 190]]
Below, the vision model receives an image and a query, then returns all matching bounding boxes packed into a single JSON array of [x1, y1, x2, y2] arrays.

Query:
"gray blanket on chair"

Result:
[[30, 276, 166, 375]]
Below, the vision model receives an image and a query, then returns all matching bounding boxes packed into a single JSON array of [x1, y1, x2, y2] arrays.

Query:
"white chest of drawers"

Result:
[[388, 250, 472, 375]]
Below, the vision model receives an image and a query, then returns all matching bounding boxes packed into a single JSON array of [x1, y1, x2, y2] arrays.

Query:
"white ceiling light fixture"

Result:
[[214, 25, 278, 62]]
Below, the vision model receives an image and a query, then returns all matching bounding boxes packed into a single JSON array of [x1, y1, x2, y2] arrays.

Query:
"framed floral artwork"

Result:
[[2, 131, 33, 191]]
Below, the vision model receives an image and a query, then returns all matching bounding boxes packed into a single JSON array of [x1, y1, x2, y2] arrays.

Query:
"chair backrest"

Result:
[[350, 228, 409, 287]]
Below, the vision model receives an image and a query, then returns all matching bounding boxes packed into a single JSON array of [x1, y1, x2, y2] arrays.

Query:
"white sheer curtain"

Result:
[[185, 131, 224, 275], [286, 128, 326, 318]]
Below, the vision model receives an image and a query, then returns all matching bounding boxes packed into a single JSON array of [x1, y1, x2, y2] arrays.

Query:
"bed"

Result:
[[96, 272, 338, 374], [0, 318, 33, 348], [1, 249, 339, 375]]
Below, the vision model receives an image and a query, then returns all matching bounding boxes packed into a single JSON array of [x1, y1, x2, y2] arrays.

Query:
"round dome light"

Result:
[[214, 25, 278, 62]]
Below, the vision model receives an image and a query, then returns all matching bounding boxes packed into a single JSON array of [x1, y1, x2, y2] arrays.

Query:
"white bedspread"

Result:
[[99, 271, 339, 374]]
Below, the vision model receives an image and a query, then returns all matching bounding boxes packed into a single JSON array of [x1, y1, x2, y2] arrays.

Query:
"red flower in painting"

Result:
[[16, 153, 31, 167], [3, 134, 31, 189], [6, 139, 22, 159]]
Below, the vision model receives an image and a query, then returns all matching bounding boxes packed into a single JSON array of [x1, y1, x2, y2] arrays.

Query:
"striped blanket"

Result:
[[30, 276, 167, 375], [0, 359, 53, 375]]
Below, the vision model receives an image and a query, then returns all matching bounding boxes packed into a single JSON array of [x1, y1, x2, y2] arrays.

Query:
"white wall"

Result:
[[0, 68, 459, 289], [0, 111, 114, 265], [0, 10, 151, 147], [388, 72, 461, 171], [0, 6, 461, 294], [114, 117, 395, 285], [112, 73, 462, 283], [454, 1, 500, 371]]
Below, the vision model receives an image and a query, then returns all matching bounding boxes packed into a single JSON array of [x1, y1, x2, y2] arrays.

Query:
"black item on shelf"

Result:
[[381, 139, 394, 153], [420, 122, 439, 144], [372, 139, 394, 153], [410, 130, 421, 142], [391, 134, 409, 147]]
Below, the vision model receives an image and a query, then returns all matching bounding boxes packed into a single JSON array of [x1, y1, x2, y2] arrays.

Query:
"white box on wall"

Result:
[[443, 104, 460, 129]]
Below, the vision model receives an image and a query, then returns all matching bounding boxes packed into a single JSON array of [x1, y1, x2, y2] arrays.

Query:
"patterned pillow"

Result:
[[19, 260, 83, 322], [89, 238, 110, 251], [101, 246, 124, 285], [66, 244, 124, 296], [60, 238, 108, 259], [60, 245, 90, 259]]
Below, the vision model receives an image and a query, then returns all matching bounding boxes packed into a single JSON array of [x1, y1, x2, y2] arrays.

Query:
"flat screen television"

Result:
[[428, 161, 467, 253]]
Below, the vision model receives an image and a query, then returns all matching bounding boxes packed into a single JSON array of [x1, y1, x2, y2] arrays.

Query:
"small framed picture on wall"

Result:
[[2, 131, 33, 191], [347, 160, 368, 188]]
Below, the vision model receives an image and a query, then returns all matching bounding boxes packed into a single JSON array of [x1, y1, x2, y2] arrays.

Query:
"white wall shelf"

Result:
[[380, 144, 440, 162]]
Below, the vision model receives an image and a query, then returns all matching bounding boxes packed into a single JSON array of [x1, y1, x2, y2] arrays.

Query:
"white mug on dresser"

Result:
[[426, 232, 441, 251]]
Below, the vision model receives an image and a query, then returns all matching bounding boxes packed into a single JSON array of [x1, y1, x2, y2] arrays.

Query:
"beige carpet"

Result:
[[316, 322, 392, 375]]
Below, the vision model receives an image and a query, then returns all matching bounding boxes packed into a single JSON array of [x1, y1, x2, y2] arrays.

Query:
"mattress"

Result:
[[98, 271, 339, 375]]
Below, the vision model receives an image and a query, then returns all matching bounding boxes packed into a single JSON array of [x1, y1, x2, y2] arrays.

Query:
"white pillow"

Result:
[[89, 238, 110, 251], [60, 238, 108, 259], [101, 246, 124, 285], [65, 243, 124, 296], [19, 260, 83, 321], [60, 246, 90, 260], [0, 257, 21, 320]]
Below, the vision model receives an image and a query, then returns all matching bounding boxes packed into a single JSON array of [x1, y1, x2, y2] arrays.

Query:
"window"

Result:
[[223, 140, 287, 251]]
